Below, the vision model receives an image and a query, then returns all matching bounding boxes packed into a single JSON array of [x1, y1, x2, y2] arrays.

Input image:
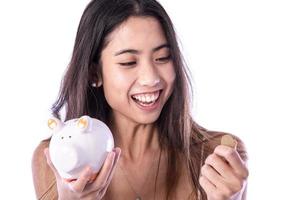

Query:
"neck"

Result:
[[108, 112, 161, 164]]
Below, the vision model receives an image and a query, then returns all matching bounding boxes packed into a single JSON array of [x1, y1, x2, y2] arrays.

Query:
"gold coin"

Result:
[[221, 135, 237, 149]]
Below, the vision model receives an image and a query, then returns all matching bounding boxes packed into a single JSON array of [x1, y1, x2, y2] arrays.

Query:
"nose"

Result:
[[52, 144, 81, 173], [137, 61, 160, 87]]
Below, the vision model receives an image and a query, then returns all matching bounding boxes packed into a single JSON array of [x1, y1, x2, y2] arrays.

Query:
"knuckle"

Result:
[[237, 166, 249, 179], [200, 166, 205, 175], [222, 186, 234, 198], [214, 145, 222, 153], [199, 176, 205, 186], [200, 164, 209, 175], [206, 154, 216, 164], [242, 168, 249, 179], [206, 154, 213, 162], [231, 178, 244, 192], [236, 181, 244, 192], [212, 192, 224, 200]]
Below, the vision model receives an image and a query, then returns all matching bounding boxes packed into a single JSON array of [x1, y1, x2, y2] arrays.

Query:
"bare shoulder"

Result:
[[32, 139, 58, 200]]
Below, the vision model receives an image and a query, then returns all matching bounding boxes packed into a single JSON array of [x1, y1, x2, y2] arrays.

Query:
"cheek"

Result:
[[161, 63, 176, 86], [102, 67, 134, 105]]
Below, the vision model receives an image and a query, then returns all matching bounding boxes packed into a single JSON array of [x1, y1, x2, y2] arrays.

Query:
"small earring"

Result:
[[91, 81, 102, 87]]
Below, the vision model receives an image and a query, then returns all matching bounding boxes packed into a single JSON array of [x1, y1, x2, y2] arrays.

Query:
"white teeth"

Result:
[[132, 91, 160, 103], [136, 96, 142, 101], [150, 94, 155, 101], [146, 96, 151, 102]]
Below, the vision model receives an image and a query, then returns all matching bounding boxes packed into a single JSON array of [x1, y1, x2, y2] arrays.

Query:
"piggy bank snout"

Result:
[[53, 144, 81, 173]]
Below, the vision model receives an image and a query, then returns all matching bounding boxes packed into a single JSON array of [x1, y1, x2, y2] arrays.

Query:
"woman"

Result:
[[32, 0, 248, 199]]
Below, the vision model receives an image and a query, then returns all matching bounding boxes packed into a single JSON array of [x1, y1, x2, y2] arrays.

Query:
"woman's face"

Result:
[[100, 16, 176, 125]]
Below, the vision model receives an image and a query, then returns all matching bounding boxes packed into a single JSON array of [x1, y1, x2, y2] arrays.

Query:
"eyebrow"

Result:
[[114, 43, 170, 56]]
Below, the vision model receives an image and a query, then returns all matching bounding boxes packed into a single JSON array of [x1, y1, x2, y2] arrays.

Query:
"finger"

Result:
[[44, 148, 60, 179], [100, 148, 122, 192], [88, 150, 116, 192], [214, 145, 248, 178], [201, 164, 225, 188], [97, 148, 121, 198], [205, 153, 234, 179], [199, 175, 216, 196], [68, 166, 93, 193]]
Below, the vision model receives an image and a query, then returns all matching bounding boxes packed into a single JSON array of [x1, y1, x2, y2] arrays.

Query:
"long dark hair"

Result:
[[51, 0, 243, 199]]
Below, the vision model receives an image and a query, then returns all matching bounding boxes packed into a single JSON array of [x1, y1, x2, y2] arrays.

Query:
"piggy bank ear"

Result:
[[47, 117, 63, 132], [77, 115, 91, 133]]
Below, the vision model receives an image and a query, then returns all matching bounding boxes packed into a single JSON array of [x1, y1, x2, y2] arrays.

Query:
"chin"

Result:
[[131, 113, 161, 125]]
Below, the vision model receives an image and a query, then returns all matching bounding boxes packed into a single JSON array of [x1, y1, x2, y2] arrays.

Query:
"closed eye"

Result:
[[155, 55, 171, 63], [119, 61, 136, 66], [118, 55, 171, 67]]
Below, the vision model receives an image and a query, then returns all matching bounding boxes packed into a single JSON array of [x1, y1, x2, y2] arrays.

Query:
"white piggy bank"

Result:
[[47, 115, 114, 182]]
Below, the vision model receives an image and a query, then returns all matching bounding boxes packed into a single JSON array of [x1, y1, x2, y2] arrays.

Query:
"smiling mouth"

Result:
[[131, 90, 162, 106]]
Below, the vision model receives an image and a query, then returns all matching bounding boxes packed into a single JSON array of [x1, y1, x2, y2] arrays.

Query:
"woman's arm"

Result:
[[32, 140, 58, 200]]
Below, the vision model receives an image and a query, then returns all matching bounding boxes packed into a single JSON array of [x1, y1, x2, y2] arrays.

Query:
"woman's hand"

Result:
[[199, 145, 249, 200], [44, 147, 121, 200]]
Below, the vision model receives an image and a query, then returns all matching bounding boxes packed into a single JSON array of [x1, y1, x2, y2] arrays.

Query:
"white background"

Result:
[[0, 0, 299, 199]]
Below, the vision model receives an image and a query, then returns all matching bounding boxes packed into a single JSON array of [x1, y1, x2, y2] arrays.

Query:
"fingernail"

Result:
[[110, 151, 116, 159], [113, 147, 121, 154], [111, 150, 116, 155]]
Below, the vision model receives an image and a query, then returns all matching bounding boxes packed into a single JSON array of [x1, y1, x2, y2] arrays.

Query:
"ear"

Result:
[[89, 62, 103, 87], [96, 80, 102, 87], [77, 115, 92, 133], [47, 117, 63, 132]]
